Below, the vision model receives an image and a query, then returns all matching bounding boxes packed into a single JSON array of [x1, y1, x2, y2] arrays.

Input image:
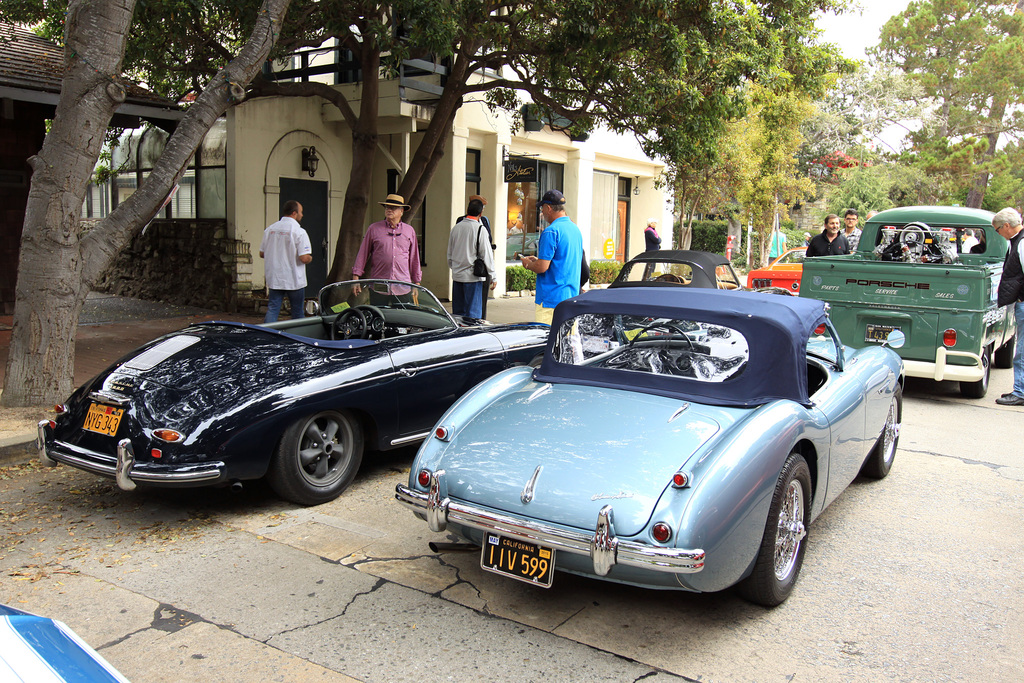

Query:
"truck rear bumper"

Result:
[[904, 347, 984, 382]]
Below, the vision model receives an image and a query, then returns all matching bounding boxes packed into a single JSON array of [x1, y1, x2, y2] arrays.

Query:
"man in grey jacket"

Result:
[[447, 198, 495, 319]]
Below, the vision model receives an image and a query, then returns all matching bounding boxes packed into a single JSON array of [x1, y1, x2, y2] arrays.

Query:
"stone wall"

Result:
[[789, 199, 827, 233], [95, 219, 257, 312]]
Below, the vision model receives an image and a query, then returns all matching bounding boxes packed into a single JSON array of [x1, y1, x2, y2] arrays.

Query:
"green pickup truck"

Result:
[[800, 206, 1016, 398]]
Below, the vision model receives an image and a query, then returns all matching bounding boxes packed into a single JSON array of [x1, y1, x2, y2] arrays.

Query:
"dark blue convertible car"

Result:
[[38, 280, 548, 505]]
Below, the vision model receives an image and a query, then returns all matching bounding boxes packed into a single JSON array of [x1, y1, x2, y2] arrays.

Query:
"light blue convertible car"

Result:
[[396, 288, 904, 606]]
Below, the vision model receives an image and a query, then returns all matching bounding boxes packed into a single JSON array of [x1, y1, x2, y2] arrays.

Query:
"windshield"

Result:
[[318, 280, 451, 320], [772, 250, 806, 266], [552, 313, 749, 382], [616, 260, 697, 285]]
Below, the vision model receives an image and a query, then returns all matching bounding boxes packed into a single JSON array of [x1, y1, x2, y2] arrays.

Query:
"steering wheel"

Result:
[[627, 322, 694, 349], [333, 308, 368, 340]]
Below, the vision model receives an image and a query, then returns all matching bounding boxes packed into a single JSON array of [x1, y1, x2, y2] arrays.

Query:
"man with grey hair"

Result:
[[993, 207, 1024, 406]]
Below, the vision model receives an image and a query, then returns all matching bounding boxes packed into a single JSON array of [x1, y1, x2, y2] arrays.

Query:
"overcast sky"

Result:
[[816, 1, 913, 62]]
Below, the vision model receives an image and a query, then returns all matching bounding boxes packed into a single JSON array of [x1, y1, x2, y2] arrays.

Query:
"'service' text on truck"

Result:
[[800, 206, 1015, 398]]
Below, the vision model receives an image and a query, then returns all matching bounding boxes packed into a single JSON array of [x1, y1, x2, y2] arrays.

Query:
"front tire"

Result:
[[269, 410, 363, 505], [737, 452, 811, 607], [860, 385, 902, 479], [960, 345, 991, 398], [994, 336, 1015, 369]]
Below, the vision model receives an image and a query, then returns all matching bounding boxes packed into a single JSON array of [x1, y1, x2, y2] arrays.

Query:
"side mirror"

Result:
[[885, 330, 906, 349]]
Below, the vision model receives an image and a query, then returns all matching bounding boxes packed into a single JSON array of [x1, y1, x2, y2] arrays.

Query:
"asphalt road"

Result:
[[1, 368, 1023, 682]]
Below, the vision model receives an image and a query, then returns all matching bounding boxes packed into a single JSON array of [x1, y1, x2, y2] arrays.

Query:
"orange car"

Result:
[[746, 248, 805, 293]]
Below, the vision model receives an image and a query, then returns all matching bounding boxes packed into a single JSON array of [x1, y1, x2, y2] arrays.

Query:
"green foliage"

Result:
[[681, 220, 730, 254], [505, 265, 535, 293], [587, 260, 621, 285], [825, 161, 943, 213], [735, 83, 816, 263], [825, 165, 895, 217], [874, 0, 1024, 208]]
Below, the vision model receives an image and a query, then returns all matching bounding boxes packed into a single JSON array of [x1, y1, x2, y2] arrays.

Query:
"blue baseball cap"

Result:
[[538, 189, 565, 206]]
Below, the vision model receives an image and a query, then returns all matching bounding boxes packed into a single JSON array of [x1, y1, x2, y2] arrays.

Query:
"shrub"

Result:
[[676, 220, 730, 253], [505, 265, 536, 292], [588, 260, 622, 285]]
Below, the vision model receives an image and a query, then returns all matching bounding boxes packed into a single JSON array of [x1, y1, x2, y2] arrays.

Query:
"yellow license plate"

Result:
[[83, 403, 124, 436], [481, 532, 554, 587]]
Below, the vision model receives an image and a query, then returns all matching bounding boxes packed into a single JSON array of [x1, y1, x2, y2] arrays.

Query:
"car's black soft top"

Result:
[[610, 250, 736, 289], [535, 287, 828, 407]]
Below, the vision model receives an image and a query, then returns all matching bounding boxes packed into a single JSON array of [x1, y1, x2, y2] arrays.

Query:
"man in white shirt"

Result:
[[447, 198, 495, 319], [260, 201, 313, 322]]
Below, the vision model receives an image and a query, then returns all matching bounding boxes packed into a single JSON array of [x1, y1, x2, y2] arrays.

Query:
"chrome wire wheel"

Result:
[[774, 478, 807, 582], [738, 452, 811, 606], [861, 385, 902, 480], [879, 398, 900, 468]]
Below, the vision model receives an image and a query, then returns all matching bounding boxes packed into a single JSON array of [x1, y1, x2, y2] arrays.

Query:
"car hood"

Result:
[[437, 382, 722, 536]]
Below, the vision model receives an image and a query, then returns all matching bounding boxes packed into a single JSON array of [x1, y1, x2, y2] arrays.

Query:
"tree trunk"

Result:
[[1, 0, 136, 407], [398, 51, 473, 220], [966, 99, 1005, 209], [326, 49, 381, 284], [1, 0, 291, 407]]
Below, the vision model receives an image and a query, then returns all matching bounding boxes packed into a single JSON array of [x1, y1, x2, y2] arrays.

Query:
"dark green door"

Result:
[[279, 177, 329, 293]]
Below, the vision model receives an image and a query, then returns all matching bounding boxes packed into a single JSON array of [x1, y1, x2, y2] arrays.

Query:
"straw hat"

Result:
[[379, 193, 411, 209]]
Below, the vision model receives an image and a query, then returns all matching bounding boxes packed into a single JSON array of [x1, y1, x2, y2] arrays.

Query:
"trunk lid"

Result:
[[439, 383, 722, 536]]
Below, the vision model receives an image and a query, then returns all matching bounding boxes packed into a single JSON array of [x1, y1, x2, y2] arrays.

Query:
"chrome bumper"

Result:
[[37, 421, 224, 490], [904, 347, 985, 382], [395, 471, 705, 576]]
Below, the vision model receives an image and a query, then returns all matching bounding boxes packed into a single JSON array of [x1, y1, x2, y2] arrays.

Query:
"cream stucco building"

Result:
[[89, 53, 671, 309]]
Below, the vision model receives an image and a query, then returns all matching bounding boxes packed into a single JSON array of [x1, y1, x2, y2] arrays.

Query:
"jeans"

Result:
[[265, 288, 306, 323], [452, 281, 483, 319], [1013, 302, 1024, 397]]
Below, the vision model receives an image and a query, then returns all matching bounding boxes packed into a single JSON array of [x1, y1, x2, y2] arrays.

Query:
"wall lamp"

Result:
[[302, 146, 319, 177], [633, 176, 641, 195]]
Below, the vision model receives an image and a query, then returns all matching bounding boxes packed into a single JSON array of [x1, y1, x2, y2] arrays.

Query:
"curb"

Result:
[[0, 433, 37, 468]]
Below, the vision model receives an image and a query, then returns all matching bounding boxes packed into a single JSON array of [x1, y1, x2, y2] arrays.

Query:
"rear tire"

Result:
[[737, 452, 811, 607], [269, 410, 363, 505], [861, 385, 902, 479], [960, 346, 991, 398], [994, 336, 1015, 369]]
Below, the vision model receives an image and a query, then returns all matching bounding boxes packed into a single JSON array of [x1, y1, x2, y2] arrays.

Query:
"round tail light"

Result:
[[652, 522, 672, 543], [417, 469, 432, 487], [942, 329, 957, 347], [434, 426, 450, 441]]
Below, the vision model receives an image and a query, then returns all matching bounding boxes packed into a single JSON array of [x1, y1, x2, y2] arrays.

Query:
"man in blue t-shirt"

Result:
[[520, 189, 583, 324]]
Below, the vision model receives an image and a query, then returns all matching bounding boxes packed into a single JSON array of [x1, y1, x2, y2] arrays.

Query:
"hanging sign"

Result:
[[504, 156, 538, 183]]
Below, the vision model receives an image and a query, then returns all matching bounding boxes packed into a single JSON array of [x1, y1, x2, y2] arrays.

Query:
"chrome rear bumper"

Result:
[[904, 347, 985, 382], [395, 471, 704, 577], [37, 421, 224, 490]]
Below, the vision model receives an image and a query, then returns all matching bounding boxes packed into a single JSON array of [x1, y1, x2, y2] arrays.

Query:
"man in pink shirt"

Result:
[[352, 194, 422, 292]]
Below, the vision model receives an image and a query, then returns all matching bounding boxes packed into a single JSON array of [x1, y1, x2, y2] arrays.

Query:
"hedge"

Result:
[[679, 220, 730, 253], [505, 265, 536, 292], [588, 260, 622, 285]]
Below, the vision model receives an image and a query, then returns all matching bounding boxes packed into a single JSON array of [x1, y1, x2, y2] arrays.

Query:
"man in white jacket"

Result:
[[447, 198, 495, 319]]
